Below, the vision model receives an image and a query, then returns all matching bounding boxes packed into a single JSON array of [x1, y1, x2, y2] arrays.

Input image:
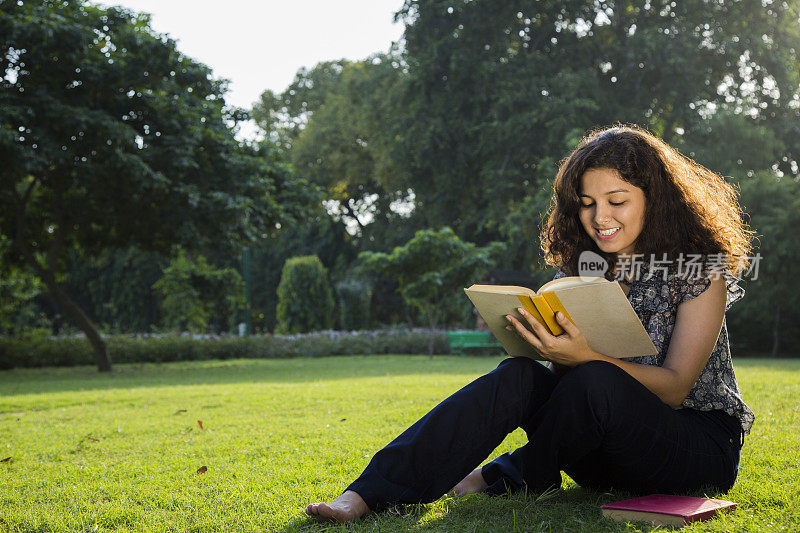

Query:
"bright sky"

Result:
[[93, 0, 406, 111]]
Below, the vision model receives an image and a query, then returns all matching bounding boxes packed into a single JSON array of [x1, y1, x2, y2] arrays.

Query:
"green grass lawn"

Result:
[[0, 355, 798, 532]]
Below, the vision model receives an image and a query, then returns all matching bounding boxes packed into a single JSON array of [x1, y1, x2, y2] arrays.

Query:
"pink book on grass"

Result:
[[601, 494, 737, 527]]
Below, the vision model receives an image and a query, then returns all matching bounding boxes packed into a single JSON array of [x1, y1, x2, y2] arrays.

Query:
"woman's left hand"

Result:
[[506, 308, 599, 367]]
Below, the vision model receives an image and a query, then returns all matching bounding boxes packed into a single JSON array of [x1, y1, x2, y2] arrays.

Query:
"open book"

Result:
[[464, 276, 657, 359]]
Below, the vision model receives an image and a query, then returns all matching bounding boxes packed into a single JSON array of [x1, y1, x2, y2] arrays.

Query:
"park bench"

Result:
[[446, 330, 503, 355]]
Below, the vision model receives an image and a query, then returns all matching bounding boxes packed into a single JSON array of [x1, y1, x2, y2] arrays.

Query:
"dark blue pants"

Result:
[[346, 358, 742, 512]]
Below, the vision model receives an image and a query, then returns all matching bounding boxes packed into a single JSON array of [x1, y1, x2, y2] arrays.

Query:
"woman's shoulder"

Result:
[[640, 261, 745, 311]]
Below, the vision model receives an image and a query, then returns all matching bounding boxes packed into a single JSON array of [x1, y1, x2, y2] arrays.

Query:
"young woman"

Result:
[[306, 125, 755, 522]]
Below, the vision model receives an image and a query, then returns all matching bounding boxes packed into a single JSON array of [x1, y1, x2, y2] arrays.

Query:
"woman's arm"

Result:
[[506, 276, 727, 408], [595, 275, 726, 407]]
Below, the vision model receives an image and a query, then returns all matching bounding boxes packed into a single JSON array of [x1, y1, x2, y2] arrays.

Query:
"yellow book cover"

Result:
[[464, 277, 657, 360]]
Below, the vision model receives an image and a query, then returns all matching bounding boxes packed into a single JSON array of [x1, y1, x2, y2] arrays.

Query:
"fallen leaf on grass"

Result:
[[197, 420, 204, 430], [76, 435, 99, 446], [0, 457, 11, 463], [197, 466, 207, 474]]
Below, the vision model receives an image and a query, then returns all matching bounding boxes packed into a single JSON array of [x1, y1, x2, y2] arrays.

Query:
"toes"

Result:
[[447, 484, 464, 497], [305, 503, 322, 516], [306, 503, 332, 521], [306, 501, 363, 523]]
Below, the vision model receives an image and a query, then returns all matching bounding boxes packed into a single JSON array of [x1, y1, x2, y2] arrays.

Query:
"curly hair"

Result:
[[540, 124, 754, 278]]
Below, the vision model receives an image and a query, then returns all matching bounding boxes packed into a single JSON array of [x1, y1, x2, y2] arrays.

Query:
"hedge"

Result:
[[275, 255, 335, 334], [0, 329, 452, 370]]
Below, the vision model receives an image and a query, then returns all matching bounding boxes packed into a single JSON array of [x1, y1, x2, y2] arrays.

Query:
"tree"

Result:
[[677, 110, 786, 181], [251, 60, 350, 153], [359, 227, 504, 354], [253, 54, 414, 244], [498, 185, 554, 273], [152, 251, 244, 333], [676, 110, 799, 356], [0, 1, 316, 370], [393, 0, 800, 243], [735, 173, 800, 356], [61, 246, 164, 333]]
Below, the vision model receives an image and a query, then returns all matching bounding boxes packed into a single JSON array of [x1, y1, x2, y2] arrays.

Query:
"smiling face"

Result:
[[578, 168, 647, 256]]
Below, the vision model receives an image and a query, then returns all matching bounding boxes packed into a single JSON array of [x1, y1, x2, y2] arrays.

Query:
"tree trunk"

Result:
[[427, 324, 435, 359], [771, 305, 780, 358], [427, 310, 439, 359], [45, 270, 112, 371], [19, 250, 112, 371]]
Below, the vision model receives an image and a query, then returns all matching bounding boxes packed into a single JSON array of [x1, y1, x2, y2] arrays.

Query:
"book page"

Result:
[[553, 282, 657, 358], [465, 284, 538, 297], [537, 276, 608, 294], [463, 289, 543, 359], [601, 509, 685, 527]]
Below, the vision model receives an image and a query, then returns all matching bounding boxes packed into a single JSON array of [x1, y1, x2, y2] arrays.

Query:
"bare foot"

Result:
[[305, 490, 370, 522], [447, 467, 488, 497]]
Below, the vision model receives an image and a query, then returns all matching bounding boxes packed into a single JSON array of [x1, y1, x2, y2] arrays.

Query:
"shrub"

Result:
[[153, 252, 244, 333], [275, 255, 335, 334]]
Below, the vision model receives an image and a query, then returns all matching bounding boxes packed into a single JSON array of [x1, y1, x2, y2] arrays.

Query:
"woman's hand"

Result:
[[506, 308, 599, 367]]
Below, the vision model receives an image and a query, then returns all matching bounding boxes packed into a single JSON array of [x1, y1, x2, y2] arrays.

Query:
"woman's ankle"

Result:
[[340, 490, 370, 515]]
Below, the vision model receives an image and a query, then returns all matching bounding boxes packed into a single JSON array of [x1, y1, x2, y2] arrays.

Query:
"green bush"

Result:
[[0, 329, 450, 369], [335, 278, 372, 331], [275, 255, 335, 334], [153, 252, 244, 333]]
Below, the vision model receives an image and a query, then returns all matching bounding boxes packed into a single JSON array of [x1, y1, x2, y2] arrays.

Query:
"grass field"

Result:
[[0, 355, 798, 532]]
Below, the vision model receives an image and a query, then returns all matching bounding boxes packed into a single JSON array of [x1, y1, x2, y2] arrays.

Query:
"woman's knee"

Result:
[[493, 357, 553, 384], [488, 357, 559, 400], [496, 356, 539, 373]]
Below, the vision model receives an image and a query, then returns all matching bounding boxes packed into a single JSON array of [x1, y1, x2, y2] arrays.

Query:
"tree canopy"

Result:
[[359, 228, 504, 353], [0, 0, 317, 369], [391, 0, 800, 242]]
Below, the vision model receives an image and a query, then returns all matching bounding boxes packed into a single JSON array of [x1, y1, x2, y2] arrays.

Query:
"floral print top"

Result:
[[555, 264, 755, 434]]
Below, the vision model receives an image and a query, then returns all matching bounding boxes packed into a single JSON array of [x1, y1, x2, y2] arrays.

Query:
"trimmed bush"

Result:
[[0, 329, 451, 369], [275, 255, 335, 334]]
